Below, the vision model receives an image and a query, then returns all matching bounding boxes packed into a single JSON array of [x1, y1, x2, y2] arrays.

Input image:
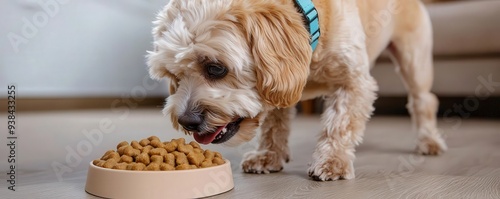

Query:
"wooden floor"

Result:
[[1, 109, 499, 198]]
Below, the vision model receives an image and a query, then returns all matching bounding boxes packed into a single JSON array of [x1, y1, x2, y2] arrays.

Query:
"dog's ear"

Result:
[[168, 78, 178, 95], [147, 49, 179, 96], [147, 0, 180, 82], [148, 64, 171, 81], [236, 3, 312, 108]]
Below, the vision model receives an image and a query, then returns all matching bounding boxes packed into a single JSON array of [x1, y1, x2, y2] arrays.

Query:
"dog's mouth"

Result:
[[193, 117, 244, 145]]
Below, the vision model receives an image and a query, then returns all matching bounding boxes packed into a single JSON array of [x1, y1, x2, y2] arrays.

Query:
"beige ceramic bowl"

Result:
[[85, 160, 234, 199]]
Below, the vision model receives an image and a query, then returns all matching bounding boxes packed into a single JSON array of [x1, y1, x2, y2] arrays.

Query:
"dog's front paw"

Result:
[[241, 150, 284, 174], [308, 156, 354, 181], [417, 135, 447, 155]]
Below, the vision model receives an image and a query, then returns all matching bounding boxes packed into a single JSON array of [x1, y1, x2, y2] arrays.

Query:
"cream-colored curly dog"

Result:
[[147, 0, 447, 181]]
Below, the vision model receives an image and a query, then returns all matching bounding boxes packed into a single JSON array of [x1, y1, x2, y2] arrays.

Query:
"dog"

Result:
[[147, 0, 447, 181]]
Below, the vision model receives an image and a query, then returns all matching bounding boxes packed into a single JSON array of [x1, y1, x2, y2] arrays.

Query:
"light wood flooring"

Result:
[[1, 109, 499, 198]]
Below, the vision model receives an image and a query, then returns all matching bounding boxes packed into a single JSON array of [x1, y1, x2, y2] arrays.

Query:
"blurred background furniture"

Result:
[[301, 0, 500, 117]]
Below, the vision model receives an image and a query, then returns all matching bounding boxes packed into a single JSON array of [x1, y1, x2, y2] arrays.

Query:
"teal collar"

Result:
[[293, 0, 320, 51]]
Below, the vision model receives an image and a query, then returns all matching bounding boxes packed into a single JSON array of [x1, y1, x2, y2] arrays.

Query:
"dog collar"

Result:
[[293, 0, 320, 51]]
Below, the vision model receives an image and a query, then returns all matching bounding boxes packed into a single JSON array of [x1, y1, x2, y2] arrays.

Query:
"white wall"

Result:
[[0, 0, 169, 98], [2, 0, 498, 99]]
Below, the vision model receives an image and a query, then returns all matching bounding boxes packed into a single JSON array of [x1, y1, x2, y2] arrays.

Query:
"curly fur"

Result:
[[147, 0, 447, 181]]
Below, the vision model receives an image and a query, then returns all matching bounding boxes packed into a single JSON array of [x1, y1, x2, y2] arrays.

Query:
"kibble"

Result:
[[149, 148, 167, 156], [193, 148, 204, 154], [160, 163, 175, 171], [136, 153, 151, 165], [120, 155, 133, 163], [123, 146, 140, 157], [173, 151, 189, 166], [139, 139, 150, 147], [150, 139, 164, 148], [175, 164, 191, 170], [163, 153, 175, 166], [178, 144, 194, 154], [129, 163, 146, 171], [93, 137, 225, 171], [187, 152, 205, 166], [204, 150, 215, 161], [172, 138, 185, 145], [131, 141, 143, 150], [112, 163, 128, 170], [141, 145, 154, 154], [146, 162, 161, 171], [148, 136, 160, 141], [189, 141, 201, 149], [93, 160, 106, 167], [201, 160, 213, 168], [103, 159, 118, 169], [150, 155, 163, 163], [117, 141, 129, 149], [101, 151, 120, 162], [164, 141, 178, 153]]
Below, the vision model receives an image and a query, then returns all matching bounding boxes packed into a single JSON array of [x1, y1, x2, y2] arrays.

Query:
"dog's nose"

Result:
[[178, 113, 203, 132]]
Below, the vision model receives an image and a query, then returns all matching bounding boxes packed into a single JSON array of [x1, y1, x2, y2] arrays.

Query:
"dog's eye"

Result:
[[206, 63, 228, 79]]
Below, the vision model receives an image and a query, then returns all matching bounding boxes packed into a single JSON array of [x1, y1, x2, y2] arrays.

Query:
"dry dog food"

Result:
[[93, 137, 225, 171]]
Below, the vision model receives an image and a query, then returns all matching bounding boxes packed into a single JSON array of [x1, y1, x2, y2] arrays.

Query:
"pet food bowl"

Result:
[[85, 160, 234, 199]]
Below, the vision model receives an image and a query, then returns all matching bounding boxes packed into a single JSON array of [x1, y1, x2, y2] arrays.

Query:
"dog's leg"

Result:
[[308, 75, 378, 181], [388, 6, 447, 155], [241, 107, 293, 174]]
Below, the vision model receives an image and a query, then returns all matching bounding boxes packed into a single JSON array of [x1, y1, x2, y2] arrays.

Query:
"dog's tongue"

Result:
[[193, 125, 226, 145]]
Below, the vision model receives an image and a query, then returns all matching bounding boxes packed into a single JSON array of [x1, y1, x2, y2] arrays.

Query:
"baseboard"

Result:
[[297, 96, 500, 118], [0, 97, 166, 112], [377, 96, 500, 118]]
